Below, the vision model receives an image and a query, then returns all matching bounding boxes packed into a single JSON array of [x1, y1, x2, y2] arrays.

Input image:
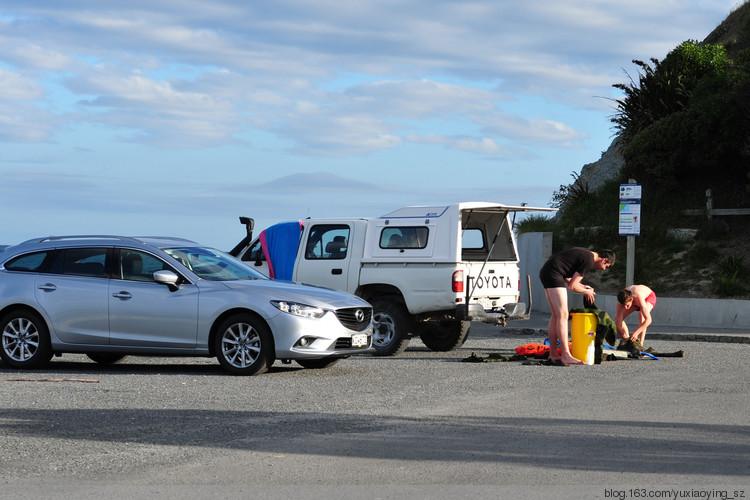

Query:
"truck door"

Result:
[[295, 223, 352, 292]]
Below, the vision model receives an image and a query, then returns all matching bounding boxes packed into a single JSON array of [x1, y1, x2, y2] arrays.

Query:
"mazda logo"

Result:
[[355, 309, 365, 322]]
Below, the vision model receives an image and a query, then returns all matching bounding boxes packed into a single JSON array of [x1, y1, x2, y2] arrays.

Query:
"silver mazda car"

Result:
[[0, 236, 374, 375]]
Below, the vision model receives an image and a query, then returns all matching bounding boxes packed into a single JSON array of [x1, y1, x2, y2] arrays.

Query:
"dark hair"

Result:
[[597, 249, 616, 266], [617, 288, 633, 304]]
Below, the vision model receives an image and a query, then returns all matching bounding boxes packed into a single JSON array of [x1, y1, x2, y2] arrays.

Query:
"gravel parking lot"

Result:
[[1, 324, 749, 499]]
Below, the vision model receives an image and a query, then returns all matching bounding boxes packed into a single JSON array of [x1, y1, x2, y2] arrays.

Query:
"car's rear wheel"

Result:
[[370, 298, 410, 356], [86, 353, 129, 364], [296, 357, 341, 369], [0, 309, 53, 369], [214, 313, 274, 375]]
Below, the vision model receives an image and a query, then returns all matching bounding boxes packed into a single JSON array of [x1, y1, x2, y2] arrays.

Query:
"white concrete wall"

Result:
[[571, 294, 750, 329], [517, 231, 552, 315], [518, 232, 750, 329]]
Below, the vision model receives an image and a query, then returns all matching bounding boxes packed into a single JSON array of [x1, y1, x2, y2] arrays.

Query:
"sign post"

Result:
[[619, 181, 641, 287]]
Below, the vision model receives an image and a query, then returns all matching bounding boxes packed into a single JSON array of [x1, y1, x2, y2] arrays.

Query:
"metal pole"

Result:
[[625, 178, 636, 287], [626, 236, 635, 287]]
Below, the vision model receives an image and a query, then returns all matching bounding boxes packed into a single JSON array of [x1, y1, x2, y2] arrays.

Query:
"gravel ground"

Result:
[[1, 324, 749, 499]]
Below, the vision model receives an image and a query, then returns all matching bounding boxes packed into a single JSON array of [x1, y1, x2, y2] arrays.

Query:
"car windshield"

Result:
[[163, 247, 267, 281]]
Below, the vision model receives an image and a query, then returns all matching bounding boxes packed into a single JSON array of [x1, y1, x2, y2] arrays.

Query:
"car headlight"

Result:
[[271, 300, 325, 319]]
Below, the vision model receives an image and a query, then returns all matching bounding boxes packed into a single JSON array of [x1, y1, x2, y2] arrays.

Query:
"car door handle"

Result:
[[112, 291, 133, 299], [331, 268, 343, 275], [37, 283, 57, 292]]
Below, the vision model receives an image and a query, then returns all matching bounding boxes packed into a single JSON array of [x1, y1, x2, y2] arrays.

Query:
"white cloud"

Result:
[[0, 67, 44, 100], [62, 70, 244, 147], [0, 40, 74, 71], [0, 102, 59, 142], [0, 0, 739, 247], [407, 133, 528, 157], [278, 110, 403, 156], [256, 172, 382, 193], [343, 79, 505, 117], [0, 1, 735, 153]]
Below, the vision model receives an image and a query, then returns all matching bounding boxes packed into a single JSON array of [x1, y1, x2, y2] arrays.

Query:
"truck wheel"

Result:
[[420, 320, 471, 352], [370, 299, 410, 357]]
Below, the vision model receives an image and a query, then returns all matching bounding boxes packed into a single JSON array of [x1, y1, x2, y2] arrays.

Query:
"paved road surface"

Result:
[[1, 323, 748, 500]]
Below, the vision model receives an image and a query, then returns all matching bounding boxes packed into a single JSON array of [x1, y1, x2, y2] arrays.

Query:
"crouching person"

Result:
[[615, 284, 656, 352]]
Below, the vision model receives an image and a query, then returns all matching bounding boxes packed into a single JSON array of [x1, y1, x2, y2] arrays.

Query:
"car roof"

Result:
[[6, 235, 200, 254]]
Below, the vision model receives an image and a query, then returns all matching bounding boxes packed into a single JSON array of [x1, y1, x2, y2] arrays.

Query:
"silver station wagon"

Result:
[[0, 236, 374, 375]]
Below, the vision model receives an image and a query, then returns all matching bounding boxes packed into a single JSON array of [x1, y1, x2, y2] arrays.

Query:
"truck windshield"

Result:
[[163, 247, 267, 281]]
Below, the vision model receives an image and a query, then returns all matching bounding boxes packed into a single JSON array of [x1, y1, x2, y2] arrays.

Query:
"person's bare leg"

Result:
[[633, 303, 654, 345], [545, 288, 582, 365], [547, 308, 559, 359]]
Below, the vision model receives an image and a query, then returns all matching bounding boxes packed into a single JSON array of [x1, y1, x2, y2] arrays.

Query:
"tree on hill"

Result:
[[517, 2, 750, 298], [612, 40, 750, 209]]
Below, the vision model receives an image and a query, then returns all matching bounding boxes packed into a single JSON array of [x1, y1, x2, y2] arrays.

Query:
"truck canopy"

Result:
[[369, 202, 554, 262], [237, 202, 555, 274]]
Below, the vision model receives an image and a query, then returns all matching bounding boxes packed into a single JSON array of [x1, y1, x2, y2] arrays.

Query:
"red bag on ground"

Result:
[[515, 343, 550, 358], [515, 343, 572, 358]]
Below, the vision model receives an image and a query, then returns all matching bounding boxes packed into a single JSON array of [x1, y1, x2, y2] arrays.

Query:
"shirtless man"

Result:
[[539, 247, 616, 365], [615, 284, 656, 351]]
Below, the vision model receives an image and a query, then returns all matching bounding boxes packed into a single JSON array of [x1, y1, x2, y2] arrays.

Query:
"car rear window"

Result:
[[4, 251, 52, 272], [49, 248, 109, 278]]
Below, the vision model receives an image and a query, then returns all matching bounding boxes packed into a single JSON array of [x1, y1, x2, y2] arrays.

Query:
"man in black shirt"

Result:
[[539, 248, 615, 365]]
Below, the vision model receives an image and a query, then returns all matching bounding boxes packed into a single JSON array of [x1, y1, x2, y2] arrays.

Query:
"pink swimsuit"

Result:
[[634, 291, 657, 311]]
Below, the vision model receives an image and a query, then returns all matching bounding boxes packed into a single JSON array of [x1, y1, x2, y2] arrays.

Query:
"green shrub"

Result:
[[515, 214, 556, 235], [686, 242, 718, 267], [713, 273, 747, 297], [712, 255, 749, 297], [717, 255, 749, 280]]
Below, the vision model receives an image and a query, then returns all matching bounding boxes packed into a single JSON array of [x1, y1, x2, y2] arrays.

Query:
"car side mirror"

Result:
[[153, 270, 181, 291]]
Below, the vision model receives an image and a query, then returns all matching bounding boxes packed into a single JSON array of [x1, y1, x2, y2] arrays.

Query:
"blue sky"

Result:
[[0, 0, 741, 249]]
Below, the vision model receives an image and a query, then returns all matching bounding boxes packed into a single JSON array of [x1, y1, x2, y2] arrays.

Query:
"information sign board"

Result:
[[619, 183, 642, 236]]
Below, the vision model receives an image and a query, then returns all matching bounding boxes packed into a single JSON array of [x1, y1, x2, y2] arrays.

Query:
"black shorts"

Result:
[[539, 268, 566, 289]]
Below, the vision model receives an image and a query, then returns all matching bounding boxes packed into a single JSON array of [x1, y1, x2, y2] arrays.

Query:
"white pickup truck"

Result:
[[229, 202, 553, 356]]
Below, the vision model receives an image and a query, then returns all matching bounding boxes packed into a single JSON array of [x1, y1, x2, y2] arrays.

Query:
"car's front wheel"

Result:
[[214, 313, 274, 376], [0, 309, 53, 369]]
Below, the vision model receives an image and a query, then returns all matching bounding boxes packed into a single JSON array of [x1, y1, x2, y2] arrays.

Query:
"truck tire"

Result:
[[370, 299, 410, 357], [419, 320, 471, 352]]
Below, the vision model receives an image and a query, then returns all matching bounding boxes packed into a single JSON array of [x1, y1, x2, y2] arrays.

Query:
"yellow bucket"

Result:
[[570, 312, 597, 364]]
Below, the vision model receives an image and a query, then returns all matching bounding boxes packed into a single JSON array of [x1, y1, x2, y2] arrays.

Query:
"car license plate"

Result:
[[351, 333, 367, 347]]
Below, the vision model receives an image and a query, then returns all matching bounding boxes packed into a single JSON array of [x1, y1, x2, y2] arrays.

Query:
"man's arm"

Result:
[[614, 308, 630, 340], [566, 272, 595, 303]]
